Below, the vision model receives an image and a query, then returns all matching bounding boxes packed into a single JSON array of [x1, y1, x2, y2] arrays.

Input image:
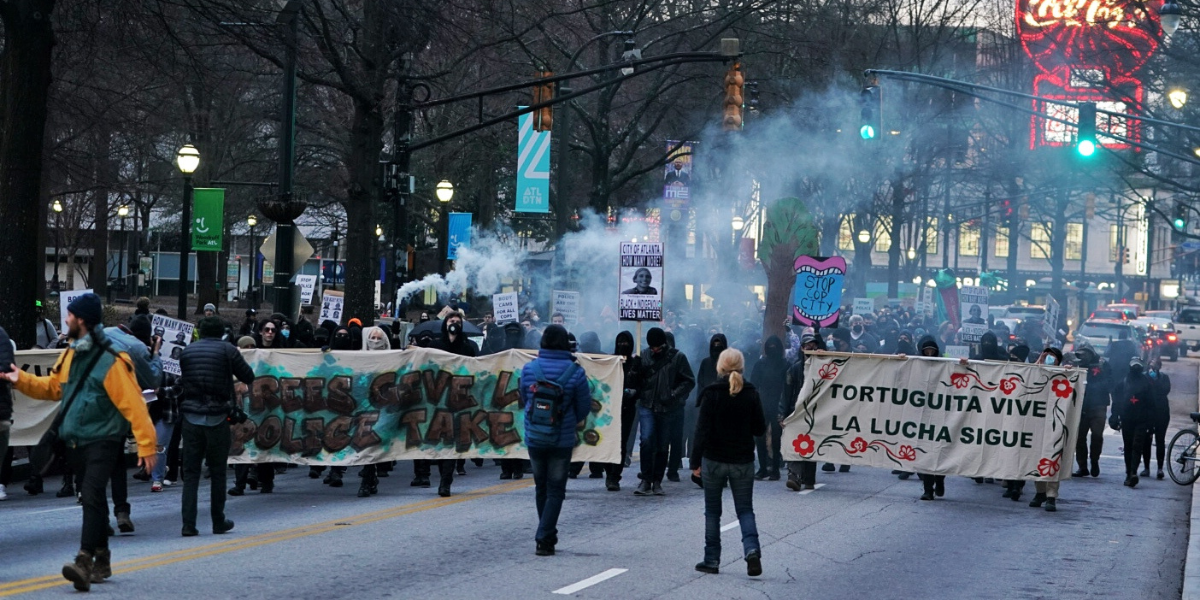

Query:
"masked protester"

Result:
[[751, 336, 786, 481], [634, 327, 695, 496], [1112, 357, 1157, 488], [6, 293, 156, 591], [602, 331, 642, 491], [1071, 341, 1110, 478], [1028, 347, 1065, 512], [916, 337, 948, 501], [697, 334, 728, 394], [784, 331, 822, 490], [975, 331, 1006, 361], [498, 322, 529, 481], [894, 330, 916, 356], [413, 311, 477, 497], [1141, 357, 1172, 480]]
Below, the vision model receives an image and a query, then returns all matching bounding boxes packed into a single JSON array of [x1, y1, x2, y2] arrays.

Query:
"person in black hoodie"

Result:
[[751, 336, 787, 481], [696, 334, 727, 395], [498, 321, 528, 481], [414, 311, 477, 497], [783, 331, 822, 490], [915, 336, 948, 501], [974, 331, 1006, 361], [634, 327, 695, 496], [1142, 357, 1171, 479], [1112, 357, 1157, 488], [602, 331, 642, 491], [1071, 341, 1110, 478]]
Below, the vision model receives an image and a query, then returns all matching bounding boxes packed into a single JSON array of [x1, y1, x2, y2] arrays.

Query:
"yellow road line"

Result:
[[0, 478, 533, 596]]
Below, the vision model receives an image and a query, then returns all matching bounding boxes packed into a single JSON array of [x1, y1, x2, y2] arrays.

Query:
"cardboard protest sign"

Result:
[[853, 298, 874, 316], [791, 256, 846, 328], [781, 353, 1086, 481], [296, 274, 318, 306], [619, 242, 663, 321], [492, 292, 519, 324], [151, 314, 194, 376]]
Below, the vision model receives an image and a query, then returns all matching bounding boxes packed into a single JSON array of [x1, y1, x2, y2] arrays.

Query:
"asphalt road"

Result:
[[0, 360, 1195, 599]]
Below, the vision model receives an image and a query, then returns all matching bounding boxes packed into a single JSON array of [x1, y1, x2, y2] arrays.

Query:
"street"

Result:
[[1, 359, 1195, 599]]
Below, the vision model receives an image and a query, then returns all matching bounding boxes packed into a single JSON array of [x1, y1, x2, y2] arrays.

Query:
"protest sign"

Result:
[[493, 292, 519, 324], [1044, 296, 1061, 343], [59, 289, 94, 332], [662, 140, 696, 210], [226, 348, 623, 464], [781, 353, 1085, 481], [319, 290, 345, 325], [945, 345, 970, 359], [296, 274, 318, 305], [791, 256, 846, 328], [151, 314, 194, 376], [959, 286, 989, 343], [619, 242, 663, 321], [552, 290, 581, 325], [853, 298, 874, 316]]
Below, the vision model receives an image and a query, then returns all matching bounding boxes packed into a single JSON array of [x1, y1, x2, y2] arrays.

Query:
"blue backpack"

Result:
[[524, 361, 581, 447]]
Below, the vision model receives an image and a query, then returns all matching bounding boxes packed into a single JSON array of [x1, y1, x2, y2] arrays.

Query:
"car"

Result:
[[1145, 310, 1174, 321], [1176, 307, 1200, 356], [1074, 320, 1138, 356], [1089, 309, 1129, 321], [1106, 303, 1141, 319], [1005, 305, 1046, 320], [989, 306, 1009, 321]]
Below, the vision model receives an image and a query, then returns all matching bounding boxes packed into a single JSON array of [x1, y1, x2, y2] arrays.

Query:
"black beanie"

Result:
[[647, 327, 667, 348], [67, 293, 104, 328], [198, 316, 225, 338], [541, 324, 572, 351], [128, 314, 153, 345]]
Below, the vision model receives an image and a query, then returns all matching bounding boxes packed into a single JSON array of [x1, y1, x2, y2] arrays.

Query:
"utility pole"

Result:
[[270, 0, 301, 318]]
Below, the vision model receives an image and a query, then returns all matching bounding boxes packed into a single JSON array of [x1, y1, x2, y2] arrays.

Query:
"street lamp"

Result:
[[376, 224, 383, 238], [436, 180, 454, 203], [857, 229, 870, 244], [247, 214, 258, 308], [330, 223, 339, 291], [1161, 0, 1182, 37], [1169, 88, 1188, 109], [176, 144, 200, 320], [731, 215, 745, 231], [906, 247, 916, 260], [51, 199, 63, 291], [117, 205, 129, 291]]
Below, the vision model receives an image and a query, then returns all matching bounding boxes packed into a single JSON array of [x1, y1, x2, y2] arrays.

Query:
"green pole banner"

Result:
[[191, 188, 225, 251]]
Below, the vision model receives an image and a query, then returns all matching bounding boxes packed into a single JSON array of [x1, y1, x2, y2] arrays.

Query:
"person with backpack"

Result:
[[519, 325, 591, 557]]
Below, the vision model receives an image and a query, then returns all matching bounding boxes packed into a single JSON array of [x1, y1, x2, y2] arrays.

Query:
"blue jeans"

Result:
[[638, 407, 670, 482], [702, 459, 760, 564], [152, 420, 176, 482], [529, 446, 572, 544]]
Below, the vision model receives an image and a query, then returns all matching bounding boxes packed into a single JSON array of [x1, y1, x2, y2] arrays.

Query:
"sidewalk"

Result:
[[1183, 360, 1199, 600]]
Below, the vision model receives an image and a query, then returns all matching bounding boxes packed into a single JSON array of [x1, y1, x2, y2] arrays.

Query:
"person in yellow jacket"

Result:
[[4, 293, 155, 592]]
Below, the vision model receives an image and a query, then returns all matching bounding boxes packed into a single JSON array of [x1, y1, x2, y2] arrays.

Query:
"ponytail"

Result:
[[716, 348, 745, 396]]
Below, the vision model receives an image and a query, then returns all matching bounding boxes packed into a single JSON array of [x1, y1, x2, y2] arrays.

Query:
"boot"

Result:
[[934, 478, 945, 497], [327, 470, 344, 488], [308, 466, 323, 479], [634, 480, 653, 496], [1140, 467, 1150, 477], [438, 482, 451, 497], [91, 548, 111, 582], [24, 475, 43, 495], [1090, 460, 1100, 477], [116, 512, 134, 533], [1071, 466, 1089, 478], [56, 479, 75, 498], [605, 476, 620, 492], [228, 485, 244, 496], [1028, 492, 1046, 508], [767, 470, 781, 481], [1158, 469, 1165, 480], [62, 550, 93, 592], [821, 463, 835, 472], [838, 465, 851, 473], [1045, 497, 1057, 512], [786, 475, 802, 492], [667, 470, 681, 482]]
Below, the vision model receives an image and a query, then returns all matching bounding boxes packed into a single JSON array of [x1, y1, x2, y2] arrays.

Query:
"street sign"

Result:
[[260, 232, 314, 276], [1182, 241, 1200, 252], [191, 188, 225, 252]]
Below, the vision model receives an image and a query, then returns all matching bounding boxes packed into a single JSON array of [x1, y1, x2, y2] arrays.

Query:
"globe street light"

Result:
[[857, 229, 870, 244], [247, 214, 259, 308], [51, 199, 63, 291], [906, 247, 916, 260], [731, 215, 745, 231], [1161, 0, 1182, 37], [176, 144, 200, 319], [1169, 88, 1188, 109], [118, 205, 129, 291], [436, 180, 454, 203]]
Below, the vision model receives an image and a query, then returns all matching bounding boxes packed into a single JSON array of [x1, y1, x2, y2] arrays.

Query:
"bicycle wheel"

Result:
[[1167, 428, 1200, 485]]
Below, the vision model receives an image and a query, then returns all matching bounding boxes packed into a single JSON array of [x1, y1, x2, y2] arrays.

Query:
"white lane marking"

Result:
[[553, 568, 628, 595], [28, 505, 82, 515], [799, 483, 826, 495], [720, 521, 739, 532]]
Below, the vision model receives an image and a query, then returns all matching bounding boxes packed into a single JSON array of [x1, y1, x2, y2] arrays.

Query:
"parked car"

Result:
[[1176, 306, 1200, 356], [1074, 320, 1139, 356]]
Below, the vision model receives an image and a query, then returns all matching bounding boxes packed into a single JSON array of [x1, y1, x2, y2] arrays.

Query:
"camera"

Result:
[[226, 403, 248, 425]]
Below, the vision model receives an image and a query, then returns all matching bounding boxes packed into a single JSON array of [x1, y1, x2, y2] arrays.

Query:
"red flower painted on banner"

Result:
[[898, 445, 917, 461], [847, 437, 869, 454], [818, 363, 839, 380], [793, 434, 815, 457], [950, 373, 970, 389], [1037, 458, 1060, 477], [999, 377, 1019, 395], [1051, 378, 1073, 399]]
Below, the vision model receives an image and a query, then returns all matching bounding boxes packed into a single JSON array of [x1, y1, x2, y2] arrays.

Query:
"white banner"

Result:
[[781, 353, 1086, 481], [59, 289, 94, 333], [152, 314, 194, 376], [296, 274, 317, 305], [9, 350, 65, 446]]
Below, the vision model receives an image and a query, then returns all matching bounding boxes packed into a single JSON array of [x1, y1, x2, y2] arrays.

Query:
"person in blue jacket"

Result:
[[519, 324, 591, 557]]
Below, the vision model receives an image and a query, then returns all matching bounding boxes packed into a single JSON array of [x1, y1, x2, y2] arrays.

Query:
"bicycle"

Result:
[[1167, 412, 1200, 485]]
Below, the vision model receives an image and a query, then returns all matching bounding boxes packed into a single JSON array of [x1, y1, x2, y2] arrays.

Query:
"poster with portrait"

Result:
[[959, 285, 989, 343], [662, 141, 695, 210], [619, 242, 664, 321], [152, 314, 194, 376]]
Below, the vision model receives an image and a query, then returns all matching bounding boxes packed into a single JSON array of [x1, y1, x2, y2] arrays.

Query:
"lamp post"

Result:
[[375, 224, 384, 283], [247, 214, 258, 309], [857, 229, 871, 244], [51, 199, 62, 291], [117, 205, 129, 292], [176, 144, 200, 320], [331, 223, 339, 291], [437, 180, 454, 274]]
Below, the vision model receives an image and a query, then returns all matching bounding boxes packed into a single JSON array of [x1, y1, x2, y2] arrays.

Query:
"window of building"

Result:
[[874, 217, 892, 253], [959, 223, 980, 257], [838, 215, 854, 251], [994, 226, 1009, 258], [1065, 222, 1083, 260], [1030, 223, 1051, 259], [1109, 224, 1119, 262], [925, 218, 939, 254]]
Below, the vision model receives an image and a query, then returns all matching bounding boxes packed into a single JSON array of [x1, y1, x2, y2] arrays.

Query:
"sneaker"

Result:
[[1140, 467, 1150, 477], [667, 471, 680, 482], [633, 480, 653, 496], [804, 483, 815, 490], [535, 541, 555, 556], [0, 484, 7, 501], [162, 479, 176, 487], [920, 491, 933, 501], [651, 481, 665, 495], [786, 478, 802, 492], [746, 550, 763, 577], [151, 481, 163, 492]]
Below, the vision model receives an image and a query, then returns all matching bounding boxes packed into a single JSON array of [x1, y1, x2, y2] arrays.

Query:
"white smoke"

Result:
[[395, 230, 528, 304]]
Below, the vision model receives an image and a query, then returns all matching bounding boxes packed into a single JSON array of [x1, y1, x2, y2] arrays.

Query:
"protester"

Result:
[[1072, 340, 1110, 478], [497, 322, 528, 480], [915, 336, 948, 501], [602, 331, 641, 491], [0, 326, 12, 502], [413, 311, 476, 497], [35, 300, 60, 349], [634, 327, 695, 496], [1142, 357, 1172, 480], [751, 336, 786, 481], [6, 292, 156, 590], [519, 325, 591, 556], [691, 348, 765, 577], [1028, 347, 1064, 511], [178, 316, 255, 537], [783, 331, 821, 491], [356, 326, 391, 497], [1112, 357, 1157, 488]]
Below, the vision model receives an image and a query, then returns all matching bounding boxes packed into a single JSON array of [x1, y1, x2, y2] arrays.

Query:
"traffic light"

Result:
[[1001, 199, 1013, 218], [1175, 203, 1189, 231], [1076, 102, 1097, 157], [723, 62, 744, 131], [1122, 246, 1131, 264], [532, 71, 554, 131], [860, 86, 881, 140]]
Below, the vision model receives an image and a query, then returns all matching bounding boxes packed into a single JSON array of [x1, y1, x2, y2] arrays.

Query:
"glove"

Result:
[[1108, 415, 1121, 431]]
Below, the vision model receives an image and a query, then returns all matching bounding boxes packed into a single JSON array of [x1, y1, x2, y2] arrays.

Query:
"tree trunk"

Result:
[[887, 179, 903, 299], [343, 96, 385, 325], [0, 1, 55, 348], [88, 127, 112, 300], [763, 243, 796, 342]]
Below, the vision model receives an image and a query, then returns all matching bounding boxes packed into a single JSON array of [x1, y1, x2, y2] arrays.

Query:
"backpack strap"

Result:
[[554, 362, 580, 388]]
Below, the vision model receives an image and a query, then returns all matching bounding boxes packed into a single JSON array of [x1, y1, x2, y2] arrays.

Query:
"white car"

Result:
[[1176, 307, 1200, 355], [1074, 320, 1137, 355]]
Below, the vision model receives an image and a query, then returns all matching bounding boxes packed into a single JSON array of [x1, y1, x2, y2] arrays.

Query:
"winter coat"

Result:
[[638, 346, 695, 413], [179, 337, 256, 416], [519, 348, 592, 449], [750, 336, 787, 419], [0, 327, 12, 421], [1077, 358, 1113, 417], [1112, 372, 1158, 428], [690, 378, 766, 469], [104, 326, 163, 390], [1150, 370, 1172, 428], [695, 334, 727, 406]]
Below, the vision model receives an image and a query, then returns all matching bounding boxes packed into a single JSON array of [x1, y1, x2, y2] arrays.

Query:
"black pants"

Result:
[[109, 442, 130, 516], [413, 459, 454, 484], [754, 418, 782, 474], [787, 461, 816, 485], [604, 399, 638, 481], [1122, 424, 1151, 477], [234, 463, 275, 489], [1075, 412, 1106, 471], [181, 420, 231, 530], [666, 406, 685, 472], [72, 440, 122, 554], [166, 422, 184, 480], [1142, 421, 1169, 471], [919, 474, 945, 495]]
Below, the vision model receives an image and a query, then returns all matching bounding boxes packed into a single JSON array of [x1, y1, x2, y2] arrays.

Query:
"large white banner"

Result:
[[781, 353, 1086, 481], [9, 350, 65, 446]]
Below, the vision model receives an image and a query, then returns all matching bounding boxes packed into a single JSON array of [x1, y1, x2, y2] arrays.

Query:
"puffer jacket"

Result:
[[638, 347, 695, 413], [179, 337, 255, 416], [519, 348, 592, 449]]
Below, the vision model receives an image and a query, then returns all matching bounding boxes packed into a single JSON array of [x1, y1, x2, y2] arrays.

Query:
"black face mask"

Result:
[[615, 343, 632, 355], [448, 323, 462, 336], [852, 325, 863, 334], [1130, 364, 1144, 375]]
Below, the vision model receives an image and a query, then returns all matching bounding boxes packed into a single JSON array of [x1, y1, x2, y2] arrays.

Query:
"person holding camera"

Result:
[[178, 316, 255, 537]]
